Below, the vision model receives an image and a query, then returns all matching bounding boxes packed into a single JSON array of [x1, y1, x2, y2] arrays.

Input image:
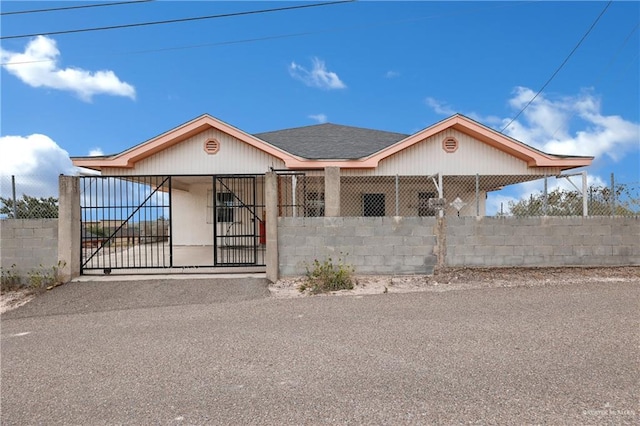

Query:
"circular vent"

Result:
[[203, 138, 220, 155], [442, 136, 458, 153]]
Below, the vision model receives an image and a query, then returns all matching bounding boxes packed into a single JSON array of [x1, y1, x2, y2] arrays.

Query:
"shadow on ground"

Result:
[[2, 278, 270, 319]]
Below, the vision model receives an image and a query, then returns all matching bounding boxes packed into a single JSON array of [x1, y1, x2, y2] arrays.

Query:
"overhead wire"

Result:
[[1, 0, 537, 66], [549, 20, 639, 139], [500, 0, 613, 133], [0, 0, 355, 40], [0, 1, 153, 16]]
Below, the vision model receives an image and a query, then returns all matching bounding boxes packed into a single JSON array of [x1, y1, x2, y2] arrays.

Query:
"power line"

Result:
[[0, 1, 153, 16], [1, 1, 536, 66], [501, 1, 613, 133], [0, 0, 355, 40]]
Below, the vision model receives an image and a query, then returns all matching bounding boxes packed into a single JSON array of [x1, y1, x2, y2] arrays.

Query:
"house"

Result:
[[71, 113, 592, 272]]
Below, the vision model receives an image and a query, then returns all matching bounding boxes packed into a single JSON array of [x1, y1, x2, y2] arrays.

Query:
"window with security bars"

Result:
[[363, 193, 385, 216], [418, 192, 437, 216], [305, 191, 325, 217], [207, 190, 236, 223]]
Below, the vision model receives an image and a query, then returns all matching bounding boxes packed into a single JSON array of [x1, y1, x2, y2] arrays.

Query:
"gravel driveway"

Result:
[[1, 275, 638, 425]]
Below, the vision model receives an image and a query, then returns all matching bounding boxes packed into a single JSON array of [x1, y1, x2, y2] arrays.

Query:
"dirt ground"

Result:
[[2, 267, 638, 313], [269, 266, 640, 298]]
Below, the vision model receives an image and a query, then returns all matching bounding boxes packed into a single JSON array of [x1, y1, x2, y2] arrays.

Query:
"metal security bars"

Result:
[[80, 176, 171, 272], [79, 174, 266, 273], [213, 175, 265, 266]]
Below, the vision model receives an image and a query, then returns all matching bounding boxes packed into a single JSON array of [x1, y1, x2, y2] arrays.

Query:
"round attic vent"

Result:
[[204, 138, 220, 155], [442, 136, 458, 153]]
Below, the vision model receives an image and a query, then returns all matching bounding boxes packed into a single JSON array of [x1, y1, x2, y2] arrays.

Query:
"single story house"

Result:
[[71, 113, 592, 272]]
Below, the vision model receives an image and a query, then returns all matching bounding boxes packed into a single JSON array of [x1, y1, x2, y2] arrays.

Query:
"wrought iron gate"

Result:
[[80, 175, 265, 273], [80, 175, 172, 273], [213, 176, 265, 266]]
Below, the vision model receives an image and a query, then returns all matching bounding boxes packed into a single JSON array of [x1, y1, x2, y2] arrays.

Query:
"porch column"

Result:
[[58, 175, 81, 282], [324, 166, 341, 217], [265, 171, 279, 282]]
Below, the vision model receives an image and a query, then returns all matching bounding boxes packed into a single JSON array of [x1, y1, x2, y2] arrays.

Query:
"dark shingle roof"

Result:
[[254, 123, 409, 160]]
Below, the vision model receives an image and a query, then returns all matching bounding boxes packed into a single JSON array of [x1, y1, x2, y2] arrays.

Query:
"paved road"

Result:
[[1, 278, 638, 425]]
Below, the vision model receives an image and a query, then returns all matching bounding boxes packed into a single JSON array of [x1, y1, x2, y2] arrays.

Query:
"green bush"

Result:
[[300, 254, 355, 294], [1, 261, 66, 293]]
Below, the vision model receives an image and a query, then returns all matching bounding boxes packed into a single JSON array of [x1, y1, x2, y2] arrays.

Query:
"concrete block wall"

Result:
[[278, 216, 437, 276], [0, 219, 59, 275], [446, 216, 640, 267]]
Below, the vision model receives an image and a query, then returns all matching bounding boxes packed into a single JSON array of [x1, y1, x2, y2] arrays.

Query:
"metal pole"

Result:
[[292, 174, 297, 217], [610, 172, 615, 216], [395, 175, 399, 216], [543, 176, 548, 216], [438, 173, 444, 218], [475, 174, 480, 216], [11, 175, 17, 219], [582, 171, 588, 217]]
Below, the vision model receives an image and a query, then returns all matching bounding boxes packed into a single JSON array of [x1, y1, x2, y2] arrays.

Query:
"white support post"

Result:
[[582, 171, 588, 217], [395, 175, 399, 216]]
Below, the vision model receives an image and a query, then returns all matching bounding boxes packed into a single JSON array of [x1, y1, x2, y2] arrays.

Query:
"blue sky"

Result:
[[1, 1, 639, 212]]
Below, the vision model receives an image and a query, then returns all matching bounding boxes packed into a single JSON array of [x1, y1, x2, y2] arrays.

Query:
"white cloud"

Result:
[[289, 57, 346, 90], [385, 70, 400, 79], [425, 97, 456, 116], [502, 87, 640, 161], [88, 147, 104, 156], [427, 87, 640, 161], [0, 134, 77, 198], [308, 114, 328, 123], [0, 36, 136, 101]]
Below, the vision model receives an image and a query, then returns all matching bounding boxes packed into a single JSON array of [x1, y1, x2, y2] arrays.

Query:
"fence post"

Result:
[[610, 172, 615, 216], [395, 175, 399, 216], [11, 175, 17, 219], [58, 175, 81, 282], [582, 171, 588, 217], [475, 174, 480, 216], [265, 172, 279, 283], [543, 176, 548, 216], [324, 167, 340, 217]]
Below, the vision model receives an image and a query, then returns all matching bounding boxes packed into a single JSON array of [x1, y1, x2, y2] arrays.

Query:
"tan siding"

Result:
[[102, 129, 285, 176], [342, 129, 556, 176]]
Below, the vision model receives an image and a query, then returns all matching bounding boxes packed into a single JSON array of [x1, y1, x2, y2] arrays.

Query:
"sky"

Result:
[[1, 0, 639, 213]]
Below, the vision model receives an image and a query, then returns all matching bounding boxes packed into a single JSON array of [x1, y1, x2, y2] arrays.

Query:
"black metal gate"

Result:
[[80, 175, 264, 273], [213, 176, 264, 266], [80, 176, 172, 273]]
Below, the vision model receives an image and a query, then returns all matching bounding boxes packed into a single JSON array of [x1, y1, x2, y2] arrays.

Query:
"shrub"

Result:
[[300, 254, 355, 294]]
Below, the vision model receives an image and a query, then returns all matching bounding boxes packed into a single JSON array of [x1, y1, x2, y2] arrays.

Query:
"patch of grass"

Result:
[[299, 254, 355, 295], [1, 261, 66, 294]]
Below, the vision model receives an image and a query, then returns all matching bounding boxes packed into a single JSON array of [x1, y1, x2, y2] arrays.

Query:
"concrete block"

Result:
[[474, 246, 495, 256], [504, 235, 525, 246], [355, 227, 375, 237], [533, 245, 554, 256], [459, 255, 481, 265], [500, 255, 523, 265], [573, 246, 593, 257], [494, 246, 514, 256], [15, 228, 34, 238], [364, 255, 386, 266], [552, 245, 573, 256], [593, 246, 613, 256], [521, 255, 544, 266], [402, 236, 424, 246]]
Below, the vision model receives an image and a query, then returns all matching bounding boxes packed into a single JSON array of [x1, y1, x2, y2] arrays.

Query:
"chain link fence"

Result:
[[276, 171, 639, 218], [0, 174, 60, 219]]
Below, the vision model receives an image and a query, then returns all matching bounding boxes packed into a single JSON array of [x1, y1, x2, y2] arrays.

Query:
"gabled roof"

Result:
[[255, 123, 408, 160], [72, 113, 593, 171]]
